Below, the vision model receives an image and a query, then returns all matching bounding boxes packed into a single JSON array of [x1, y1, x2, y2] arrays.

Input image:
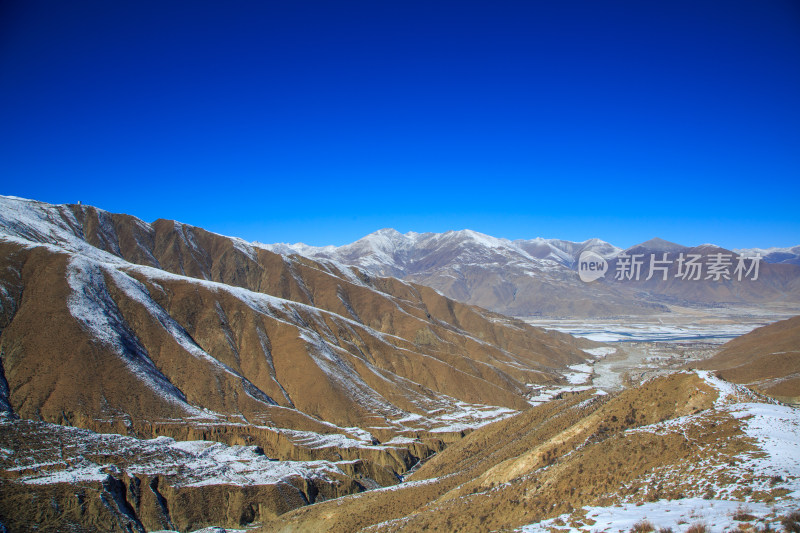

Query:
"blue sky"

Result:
[[1, 1, 799, 249]]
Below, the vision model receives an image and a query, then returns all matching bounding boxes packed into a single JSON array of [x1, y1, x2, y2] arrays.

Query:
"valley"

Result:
[[527, 305, 800, 394], [0, 197, 797, 532]]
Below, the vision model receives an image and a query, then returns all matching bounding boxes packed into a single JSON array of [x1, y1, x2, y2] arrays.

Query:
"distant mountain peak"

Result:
[[629, 237, 686, 251], [372, 227, 402, 237]]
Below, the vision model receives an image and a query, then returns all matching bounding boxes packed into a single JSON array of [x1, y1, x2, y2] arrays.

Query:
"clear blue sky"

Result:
[[1, 1, 799, 248]]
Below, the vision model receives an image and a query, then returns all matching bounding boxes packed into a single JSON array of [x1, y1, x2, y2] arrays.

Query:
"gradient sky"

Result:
[[1, 1, 799, 249]]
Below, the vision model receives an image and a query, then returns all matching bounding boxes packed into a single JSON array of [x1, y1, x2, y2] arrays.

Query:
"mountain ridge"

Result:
[[0, 195, 612, 528], [0, 194, 595, 451], [263, 227, 800, 318], [1, 196, 799, 532]]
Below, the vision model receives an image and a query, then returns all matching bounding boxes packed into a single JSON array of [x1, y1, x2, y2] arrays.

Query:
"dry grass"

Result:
[[733, 504, 757, 521], [686, 523, 708, 533], [782, 510, 800, 533], [630, 520, 655, 532]]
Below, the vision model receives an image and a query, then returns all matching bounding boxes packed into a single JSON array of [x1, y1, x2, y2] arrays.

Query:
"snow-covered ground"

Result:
[[583, 347, 617, 358], [521, 498, 798, 533], [527, 320, 766, 344], [424, 402, 517, 433], [1, 420, 349, 488], [520, 371, 800, 533], [152, 527, 251, 533]]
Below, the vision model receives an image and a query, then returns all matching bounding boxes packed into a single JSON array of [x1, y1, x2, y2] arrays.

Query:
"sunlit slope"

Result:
[[262, 371, 800, 532]]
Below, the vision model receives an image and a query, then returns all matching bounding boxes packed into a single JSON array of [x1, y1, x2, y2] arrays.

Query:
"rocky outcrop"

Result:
[[0, 419, 374, 532]]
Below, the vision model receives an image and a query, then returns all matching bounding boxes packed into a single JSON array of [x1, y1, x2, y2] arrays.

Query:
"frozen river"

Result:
[[524, 306, 800, 391], [524, 305, 799, 344]]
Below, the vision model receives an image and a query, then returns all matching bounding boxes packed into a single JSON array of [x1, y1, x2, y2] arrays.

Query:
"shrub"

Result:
[[782, 509, 800, 533], [630, 520, 655, 532], [685, 524, 708, 533], [733, 504, 757, 521]]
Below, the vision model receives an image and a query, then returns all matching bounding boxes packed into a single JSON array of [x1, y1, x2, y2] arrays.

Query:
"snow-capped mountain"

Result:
[[265, 230, 800, 317], [0, 196, 595, 431], [263, 230, 650, 317], [513, 236, 621, 267], [0, 195, 601, 529], [265, 229, 620, 275], [735, 245, 800, 266]]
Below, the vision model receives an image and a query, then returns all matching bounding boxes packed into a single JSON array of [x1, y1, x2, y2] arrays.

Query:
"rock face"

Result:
[[697, 314, 800, 403], [266, 230, 800, 317], [0, 196, 598, 531], [261, 371, 800, 532], [0, 418, 365, 532]]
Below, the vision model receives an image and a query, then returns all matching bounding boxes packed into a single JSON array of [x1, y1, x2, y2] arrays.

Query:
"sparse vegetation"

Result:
[[686, 523, 708, 533], [621, 370, 637, 388], [733, 504, 757, 521], [781, 510, 800, 533], [630, 519, 655, 532]]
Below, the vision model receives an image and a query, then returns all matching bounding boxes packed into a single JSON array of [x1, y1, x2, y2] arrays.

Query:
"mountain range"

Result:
[[0, 196, 798, 532], [735, 245, 800, 266], [0, 196, 598, 530], [265, 230, 800, 318]]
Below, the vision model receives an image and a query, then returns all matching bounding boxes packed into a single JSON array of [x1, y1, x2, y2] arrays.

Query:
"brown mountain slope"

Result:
[[697, 314, 800, 403], [260, 371, 799, 532], [0, 196, 595, 477], [605, 242, 800, 307]]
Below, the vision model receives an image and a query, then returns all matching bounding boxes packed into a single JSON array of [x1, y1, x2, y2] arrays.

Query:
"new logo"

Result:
[[578, 251, 608, 282]]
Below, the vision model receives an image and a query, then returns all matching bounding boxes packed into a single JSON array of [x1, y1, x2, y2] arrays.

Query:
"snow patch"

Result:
[[521, 498, 796, 532]]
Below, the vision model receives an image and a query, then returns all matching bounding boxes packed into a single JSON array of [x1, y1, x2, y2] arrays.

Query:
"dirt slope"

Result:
[[0, 196, 605, 530], [261, 371, 800, 532], [697, 314, 800, 403]]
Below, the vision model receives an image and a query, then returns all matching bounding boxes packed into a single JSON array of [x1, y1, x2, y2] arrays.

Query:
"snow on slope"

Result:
[[2, 418, 348, 488], [261, 227, 622, 276], [735, 245, 800, 265], [0, 195, 526, 435], [523, 498, 798, 533], [66, 256, 203, 415], [521, 370, 800, 533]]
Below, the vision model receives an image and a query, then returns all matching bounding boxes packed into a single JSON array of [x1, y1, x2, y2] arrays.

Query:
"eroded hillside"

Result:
[[260, 371, 800, 532], [0, 196, 601, 531]]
